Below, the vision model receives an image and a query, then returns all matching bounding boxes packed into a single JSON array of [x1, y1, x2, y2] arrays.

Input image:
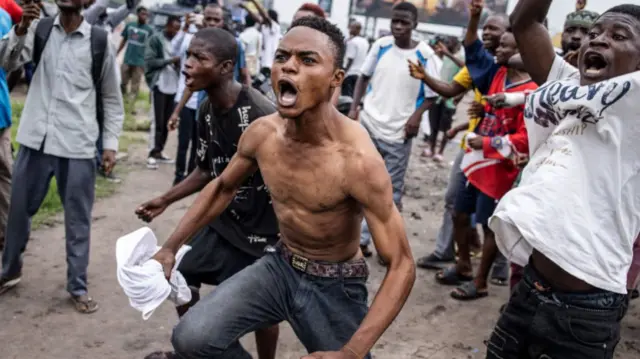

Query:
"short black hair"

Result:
[[167, 15, 181, 26], [245, 14, 256, 27], [485, 13, 509, 28], [288, 16, 345, 69], [603, 4, 640, 24], [137, 6, 147, 14], [194, 27, 238, 66], [268, 9, 279, 23], [392, 1, 418, 22]]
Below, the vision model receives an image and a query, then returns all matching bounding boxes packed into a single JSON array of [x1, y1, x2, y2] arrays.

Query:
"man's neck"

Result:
[[284, 103, 337, 145], [506, 67, 530, 83], [206, 80, 242, 111], [394, 36, 414, 49], [59, 10, 83, 33]]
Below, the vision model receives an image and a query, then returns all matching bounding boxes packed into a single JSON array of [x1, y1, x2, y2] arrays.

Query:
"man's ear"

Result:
[[330, 67, 346, 89], [220, 60, 234, 76]]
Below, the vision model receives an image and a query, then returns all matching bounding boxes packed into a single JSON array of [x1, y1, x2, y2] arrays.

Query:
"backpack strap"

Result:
[[90, 25, 108, 131], [32, 17, 55, 72]]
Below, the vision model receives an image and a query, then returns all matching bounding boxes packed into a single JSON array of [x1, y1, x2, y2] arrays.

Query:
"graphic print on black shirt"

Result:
[[196, 87, 278, 258]]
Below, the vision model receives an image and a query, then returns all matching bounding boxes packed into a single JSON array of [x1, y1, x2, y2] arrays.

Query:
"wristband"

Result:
[[343, 345, 362, 359], [503, 92, 527, 107]]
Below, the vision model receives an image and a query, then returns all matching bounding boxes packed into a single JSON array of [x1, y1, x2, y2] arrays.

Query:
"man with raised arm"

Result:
[[152, 17, 415, 359], [486, 1, 640, 357]]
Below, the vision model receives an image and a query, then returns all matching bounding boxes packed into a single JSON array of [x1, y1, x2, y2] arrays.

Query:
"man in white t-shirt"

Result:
[[239, 14, 262, 77], [485, 0, 640, 358], [348, 2, 440, 257], [341, 21, 369, 97]]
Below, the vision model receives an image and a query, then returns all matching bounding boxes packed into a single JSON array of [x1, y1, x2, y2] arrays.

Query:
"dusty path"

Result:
[[1, 118, 639, 359]]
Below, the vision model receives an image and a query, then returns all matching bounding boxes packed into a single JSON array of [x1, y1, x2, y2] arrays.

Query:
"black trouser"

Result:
[[486, 261, 628, 359], [341, 74, 358, 98], [174, 105, 198, 184], [150, 88, 175, 157]]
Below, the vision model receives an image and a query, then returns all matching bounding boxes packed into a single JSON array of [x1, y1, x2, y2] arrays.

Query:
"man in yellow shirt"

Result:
[[407, 12, 509, 274]]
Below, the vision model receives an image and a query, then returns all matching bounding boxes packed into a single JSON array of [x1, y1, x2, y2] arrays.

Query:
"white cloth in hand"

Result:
[[116, 227, 192, 320]]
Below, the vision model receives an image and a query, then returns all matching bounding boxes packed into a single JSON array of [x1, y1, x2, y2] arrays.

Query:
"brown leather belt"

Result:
[[273, 242, 369, 279]]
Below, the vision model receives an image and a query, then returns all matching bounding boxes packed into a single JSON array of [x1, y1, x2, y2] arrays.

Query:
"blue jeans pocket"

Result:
[[563, 310, 616, 349], [341, 278, 368, 306]]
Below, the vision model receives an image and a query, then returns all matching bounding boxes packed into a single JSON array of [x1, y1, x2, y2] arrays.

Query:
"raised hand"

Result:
[[407, 59, 426, 81]]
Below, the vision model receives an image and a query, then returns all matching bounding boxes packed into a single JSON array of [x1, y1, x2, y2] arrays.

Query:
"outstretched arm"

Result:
[[159, 120, 265, 254], [408, 61, 468, 98], [510, 0, 556, 85], [341, 143, 416, 357]]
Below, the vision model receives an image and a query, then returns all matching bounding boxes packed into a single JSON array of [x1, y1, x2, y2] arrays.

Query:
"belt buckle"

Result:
[[291, 254, 309, 272]]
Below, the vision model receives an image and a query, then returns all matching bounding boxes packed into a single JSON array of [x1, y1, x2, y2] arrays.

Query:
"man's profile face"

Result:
[[183, 38, 230, 92], [166, 20, 181, 38], [204, 7, 224, 29], [137, 9, 148, 24], [482, 16, 508, 52], [271, 26, 344, 119], [578, 12, 640, 85], [562, 24, 589, 53], [390, 10, 414, 41]]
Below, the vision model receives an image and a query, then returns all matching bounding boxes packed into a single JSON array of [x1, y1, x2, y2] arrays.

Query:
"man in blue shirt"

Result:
[[0, 8, 12, 251]]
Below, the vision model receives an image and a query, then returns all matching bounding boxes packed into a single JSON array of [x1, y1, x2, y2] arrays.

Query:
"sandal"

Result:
[[71, 294, 99, 314], [451, 281, 489, 301], [416, 253, 454, 270], [144, 352, 176, 359], [435, 267, 473, 286]]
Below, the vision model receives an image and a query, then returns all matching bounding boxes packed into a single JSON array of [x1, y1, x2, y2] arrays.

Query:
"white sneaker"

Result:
[[146, 157, 158, 169]]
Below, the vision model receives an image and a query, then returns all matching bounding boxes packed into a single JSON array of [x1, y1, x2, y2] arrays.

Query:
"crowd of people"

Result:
[[0, 0, 638, 358]]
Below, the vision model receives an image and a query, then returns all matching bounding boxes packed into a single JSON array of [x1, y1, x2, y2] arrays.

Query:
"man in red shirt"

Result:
[[435, 0, 537, 301]]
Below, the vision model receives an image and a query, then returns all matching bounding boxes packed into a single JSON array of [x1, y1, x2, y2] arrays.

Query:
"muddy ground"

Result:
[[1, 105, 639, 359]]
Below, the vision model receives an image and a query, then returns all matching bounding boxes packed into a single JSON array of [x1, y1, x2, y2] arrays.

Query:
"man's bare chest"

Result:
[[257, 146, 349, 212]]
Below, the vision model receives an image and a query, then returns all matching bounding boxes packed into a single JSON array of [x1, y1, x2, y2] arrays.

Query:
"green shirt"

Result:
[[438, 50, 464, 109], [122, 22, 154, 67]]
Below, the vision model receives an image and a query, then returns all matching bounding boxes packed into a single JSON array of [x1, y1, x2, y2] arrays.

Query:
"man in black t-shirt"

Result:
[[135, 28, 279, 359]]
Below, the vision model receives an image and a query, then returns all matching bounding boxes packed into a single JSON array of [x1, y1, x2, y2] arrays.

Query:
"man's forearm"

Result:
[[173, 89, 193, 117], [161, 167, 212, 205], [345, 252, 415, 356], [350, 75, 369, 111], [162, 178, 236, 254], [421, 75, 466, 98], [511, 0, 552, 31], [463, 13, 481, 47]]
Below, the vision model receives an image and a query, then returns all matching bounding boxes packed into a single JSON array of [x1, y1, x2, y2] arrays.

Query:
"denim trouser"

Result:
[[360, 136, 412, 246], [432, 149, 464, 260], [1, 146, 96, 296], [486, 263, 628, 359], [171, 249, 371, 359]]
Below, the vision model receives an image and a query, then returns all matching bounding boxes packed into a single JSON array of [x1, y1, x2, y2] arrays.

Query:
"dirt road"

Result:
[[1, 122, 639, 359]]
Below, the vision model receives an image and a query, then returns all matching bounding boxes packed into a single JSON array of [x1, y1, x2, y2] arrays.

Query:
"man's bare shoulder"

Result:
[[337, 115, 390, 194], [238, 114, 280, 156]]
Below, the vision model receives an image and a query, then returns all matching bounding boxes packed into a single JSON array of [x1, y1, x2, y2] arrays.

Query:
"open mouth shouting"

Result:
[[183, 70, 194, 88], [277, 78, 299, 108], [582, 51, 608, 79]]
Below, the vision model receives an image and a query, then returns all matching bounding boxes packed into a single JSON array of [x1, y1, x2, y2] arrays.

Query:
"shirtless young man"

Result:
[[152, 16, 416, 359], [486, 1, 640, 357], [136, 27, 279, 359]]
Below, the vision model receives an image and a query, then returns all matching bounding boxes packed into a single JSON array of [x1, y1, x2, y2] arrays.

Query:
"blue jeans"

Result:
[[432, 149, 464, 260], [360, 136, 412, 246], [486, 263, 628, 358], [171, 248, 371, 359]]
